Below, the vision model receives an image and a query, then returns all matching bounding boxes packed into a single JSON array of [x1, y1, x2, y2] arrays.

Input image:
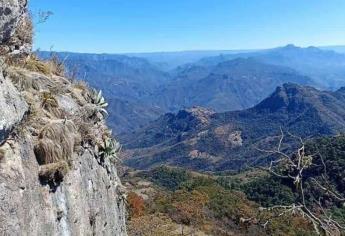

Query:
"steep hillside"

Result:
[[122, 83, 345, 171], [0, 4, 127, 235]]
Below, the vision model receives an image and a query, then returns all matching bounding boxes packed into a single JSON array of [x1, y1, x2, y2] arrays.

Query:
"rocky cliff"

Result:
[[0, 2, 127, 235]]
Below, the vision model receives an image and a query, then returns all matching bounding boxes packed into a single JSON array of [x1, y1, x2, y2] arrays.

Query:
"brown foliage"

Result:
[[127, 214, 177, 236], [127, 192, 145, 218], [170, 190, 209, 226]]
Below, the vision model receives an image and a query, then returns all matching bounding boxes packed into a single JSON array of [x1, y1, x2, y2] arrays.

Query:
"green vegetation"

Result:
[[126, 134, 345, 235], [243, 177, 296, 207], [98, 137, 121, 162], [90, 90, 109, 118], [126, 166, 315, 236], [138, 166, 191, 191]]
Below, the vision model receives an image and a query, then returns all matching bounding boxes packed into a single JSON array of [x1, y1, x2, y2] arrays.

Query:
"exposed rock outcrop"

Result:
[[0, 64, 127, 236], [0, 0, 32, 55], [0, 2, 127, 234], [0, 65, 28, 143]]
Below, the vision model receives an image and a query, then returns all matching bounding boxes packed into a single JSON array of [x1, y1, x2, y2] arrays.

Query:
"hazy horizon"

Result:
[[35, 44, 345, 55]]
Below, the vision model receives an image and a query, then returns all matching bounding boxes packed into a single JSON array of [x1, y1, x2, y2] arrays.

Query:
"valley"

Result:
[[37, 45, 345, 235], [40, 44, 345, 135], [3, 1, 345, 235]]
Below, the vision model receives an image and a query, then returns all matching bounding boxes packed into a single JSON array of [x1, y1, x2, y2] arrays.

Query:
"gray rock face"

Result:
[[0, 1, 127, 234], [0, 0, 27, 42], [0, 139, 127, 236], [0, 0, 31, 54], [0, 68, 127, 235], [0, 67, 28, 142]]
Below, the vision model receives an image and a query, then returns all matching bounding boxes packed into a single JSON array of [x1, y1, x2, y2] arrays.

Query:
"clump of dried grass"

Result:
[[7, 54, 65, 76], [73, 79, 89, 91], [38, 161, 69, 179], [40, 91, 64, 118], [34, 120, 81, 165], [38, 161, 69, 191], [24, 55, 52, 75], [70, 80, 92, 105], [7, 69, 40, 91], [77, 121, 97, 146]]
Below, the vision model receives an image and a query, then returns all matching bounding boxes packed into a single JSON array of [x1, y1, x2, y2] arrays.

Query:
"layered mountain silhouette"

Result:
[[39, 45, 345, 134], [121, 84, 345, 171], [154, 58, 312, 112], [199, 44, 345, 89]]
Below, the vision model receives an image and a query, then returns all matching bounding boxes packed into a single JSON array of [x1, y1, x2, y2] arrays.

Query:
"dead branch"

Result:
[[257, 127, 345, 235]]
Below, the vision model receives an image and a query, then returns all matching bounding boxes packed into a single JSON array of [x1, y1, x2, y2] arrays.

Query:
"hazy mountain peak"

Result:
[[280, 44, 299, 50]]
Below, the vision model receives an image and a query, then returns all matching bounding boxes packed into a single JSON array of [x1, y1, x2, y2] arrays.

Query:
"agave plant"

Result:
[[91, 90, 109, 118], [98, 137, 121, 161]]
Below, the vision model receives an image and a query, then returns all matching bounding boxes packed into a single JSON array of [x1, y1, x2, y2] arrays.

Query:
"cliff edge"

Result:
[[0, 1, 127, 235]]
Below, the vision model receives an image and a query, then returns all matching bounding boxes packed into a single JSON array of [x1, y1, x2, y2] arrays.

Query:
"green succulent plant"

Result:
[[91, 90, 109, 118], [98, 137, 121, 161]]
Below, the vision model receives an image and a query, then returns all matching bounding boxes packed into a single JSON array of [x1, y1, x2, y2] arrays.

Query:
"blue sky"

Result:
[[30, 0, 345, 53]]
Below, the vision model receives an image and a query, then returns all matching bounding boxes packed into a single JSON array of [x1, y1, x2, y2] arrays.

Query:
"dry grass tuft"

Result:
[[39, 161, 69, 178], [34, 120, 81, 165], [24, 55, 52, 75], [7, 69, 40, 91], [73, 80, 89, 91], [7, 54, 66, 76], [77, 121, 97, 146], [38, 161, 69, 190], [48, 53, 65, 76], [40, 91, 63, 118], [71, 80, 92, 104]]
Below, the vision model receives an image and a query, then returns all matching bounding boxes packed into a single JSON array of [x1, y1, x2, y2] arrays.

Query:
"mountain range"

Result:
[[38, 45, 345, 135], [121, 83, 345, 171]]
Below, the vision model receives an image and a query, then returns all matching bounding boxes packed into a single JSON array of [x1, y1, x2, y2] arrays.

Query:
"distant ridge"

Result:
[[38, 45, 345, 134], [122, 83, 345, 171]]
